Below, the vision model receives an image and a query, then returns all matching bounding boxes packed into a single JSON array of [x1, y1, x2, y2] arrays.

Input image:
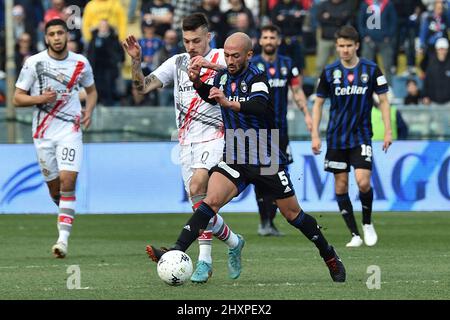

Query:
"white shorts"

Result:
[[33, 132, 83, 182], [180, 138, 224, 194]]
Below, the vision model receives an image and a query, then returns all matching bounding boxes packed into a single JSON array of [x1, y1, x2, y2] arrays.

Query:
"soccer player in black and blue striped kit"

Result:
[[147, 32, 346, 282], [311, 26, 393, 248], [251, 24, 313, 237]]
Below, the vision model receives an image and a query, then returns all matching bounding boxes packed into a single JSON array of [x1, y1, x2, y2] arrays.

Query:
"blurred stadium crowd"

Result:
[[0, 0, 449, 109]]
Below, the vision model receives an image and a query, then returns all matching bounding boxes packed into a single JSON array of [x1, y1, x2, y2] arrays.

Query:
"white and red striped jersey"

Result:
[[152, 48, 225, 145], [15, 50, 94, 139]]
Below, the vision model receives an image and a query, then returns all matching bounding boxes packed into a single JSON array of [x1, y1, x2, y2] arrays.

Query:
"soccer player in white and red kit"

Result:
[[13, 19, 98, 258], [123, 13, 244, 283]]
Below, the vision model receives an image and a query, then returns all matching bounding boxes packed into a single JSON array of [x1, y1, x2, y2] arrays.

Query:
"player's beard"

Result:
[[229, 63, 246, 75], [49, 41, 68, 54], [262, 45, 276, 56]]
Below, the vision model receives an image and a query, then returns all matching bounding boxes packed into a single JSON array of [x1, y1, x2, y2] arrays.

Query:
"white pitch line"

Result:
[[0, 263, 120, 270]]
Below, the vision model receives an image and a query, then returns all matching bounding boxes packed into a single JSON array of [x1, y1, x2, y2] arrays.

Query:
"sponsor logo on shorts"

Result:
[[325, 160, 347, 170], [218, 161, 240, 179], [42, 168, 50, 177], [201, 151, 209, 164]]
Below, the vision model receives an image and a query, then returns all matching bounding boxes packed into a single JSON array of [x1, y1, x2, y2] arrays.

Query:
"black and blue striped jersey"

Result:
[[251, 54, 300, 141], [196, 62, 288, 166], [316, 58, 389, 149]]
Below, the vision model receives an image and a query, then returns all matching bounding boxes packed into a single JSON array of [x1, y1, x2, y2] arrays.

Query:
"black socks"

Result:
[[336, 193, 360, 236], [360, 188, 373, 225], [173, 202, 215, 252], [288, 210, 333, 261]]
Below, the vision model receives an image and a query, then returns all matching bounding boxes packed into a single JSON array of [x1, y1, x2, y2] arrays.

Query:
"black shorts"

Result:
[[209, 161, 295, 200], [324, 144, 373, 173]]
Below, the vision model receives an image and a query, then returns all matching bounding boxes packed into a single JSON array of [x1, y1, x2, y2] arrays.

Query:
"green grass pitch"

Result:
[[0, 212, 449, 300]]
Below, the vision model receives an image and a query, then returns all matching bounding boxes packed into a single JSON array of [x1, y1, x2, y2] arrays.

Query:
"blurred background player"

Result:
[[13, 18, 98, 258], [147, 32, 346, 283], [123, 13, 243, 283], [422, 37, 450, 105], [311, 26, 392, 248], [251, 24, 313, 236]]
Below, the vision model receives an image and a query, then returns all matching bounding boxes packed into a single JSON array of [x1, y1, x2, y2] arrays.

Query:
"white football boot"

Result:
[[346, 234, 363, 247], [362, 224, 378, 246]]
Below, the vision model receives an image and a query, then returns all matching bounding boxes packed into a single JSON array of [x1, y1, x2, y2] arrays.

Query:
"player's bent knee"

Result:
[[335, 180, 348, 193], [189, 183, 207, 198], [277, 197, 301, 221], [356, 180, 371, 192], [280, 210, 299, 222], [203, 197, 224, 214]]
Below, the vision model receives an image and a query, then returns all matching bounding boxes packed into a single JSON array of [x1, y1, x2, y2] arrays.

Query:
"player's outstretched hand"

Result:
[[311, 136, 322, 155], [383, 131, 392, 153], [122, 35, 142, 61], [81, 108, 92, 130], [208, 87, 227, 106]]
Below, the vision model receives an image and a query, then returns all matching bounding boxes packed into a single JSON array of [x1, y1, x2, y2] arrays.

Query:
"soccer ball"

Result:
[[157, 250, 193, 286]]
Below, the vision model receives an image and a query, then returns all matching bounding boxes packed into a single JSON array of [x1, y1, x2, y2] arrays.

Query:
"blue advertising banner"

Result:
[[0, 141, 449, 213]]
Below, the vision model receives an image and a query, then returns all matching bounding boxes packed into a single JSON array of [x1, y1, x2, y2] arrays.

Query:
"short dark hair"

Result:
[[260, 24, 282, 36], [45, 18, 68, 33], [182, 12, 209, 32], [406, 78, 418, 86], [334, 25, 359, 43]]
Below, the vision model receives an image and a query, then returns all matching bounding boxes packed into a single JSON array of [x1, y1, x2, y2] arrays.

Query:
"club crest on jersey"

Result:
[[269, 67, 276, 76], [333, 69, 342, 84], [219, 74, 228, 85], [347, 73, 354, 83], [280, 67, 287, 76], [240, 81, 248, 93], [56, 73, 65, 83], [361, 73, 369, 83], [257, 63, 265, 71], [231, 82, 236, 92]]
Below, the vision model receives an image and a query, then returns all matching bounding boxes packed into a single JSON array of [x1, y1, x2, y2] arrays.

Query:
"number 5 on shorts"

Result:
[[278, 171, 289, 186]]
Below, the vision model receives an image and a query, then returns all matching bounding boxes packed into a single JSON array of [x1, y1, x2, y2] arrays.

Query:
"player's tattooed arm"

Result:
[[291, 86, 308, 113], [131, 59, 162, 93]]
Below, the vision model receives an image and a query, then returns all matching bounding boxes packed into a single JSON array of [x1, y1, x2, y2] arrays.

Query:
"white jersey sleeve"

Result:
[[79, 58, 95, 88], [151, 55, 177, 88], [15, 58, 37, 91]]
